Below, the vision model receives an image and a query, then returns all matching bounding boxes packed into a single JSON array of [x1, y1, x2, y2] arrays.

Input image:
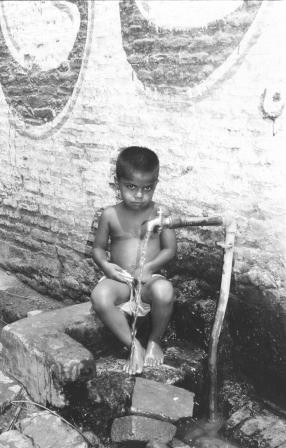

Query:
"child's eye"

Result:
[[144, 185, 153, 192], [126, 184, 136, 190]]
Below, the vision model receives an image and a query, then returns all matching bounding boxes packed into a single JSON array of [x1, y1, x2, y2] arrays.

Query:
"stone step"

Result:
[[0, 303, 99, 408], [111, 415, 176, 444], [84, 347, 203, 440], [87, 343, 206, 417], [1, 286, 208, 411], [131, 377, 194, 423]]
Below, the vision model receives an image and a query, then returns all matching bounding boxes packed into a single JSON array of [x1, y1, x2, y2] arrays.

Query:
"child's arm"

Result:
[[92, 208, 131, 283], [138, 228, 177, 282]]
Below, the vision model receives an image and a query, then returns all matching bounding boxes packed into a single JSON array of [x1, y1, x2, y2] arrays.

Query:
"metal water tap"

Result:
[[146, 211, 224, 232], [146, 208, 168, 232]]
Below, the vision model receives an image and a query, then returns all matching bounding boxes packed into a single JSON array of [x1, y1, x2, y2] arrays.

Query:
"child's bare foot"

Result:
[[123, 338, 145, 375], [144, 340, 164, 367]]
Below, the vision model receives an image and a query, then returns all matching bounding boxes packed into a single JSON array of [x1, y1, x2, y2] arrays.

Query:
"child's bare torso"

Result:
[[108, 202, 160, 274]]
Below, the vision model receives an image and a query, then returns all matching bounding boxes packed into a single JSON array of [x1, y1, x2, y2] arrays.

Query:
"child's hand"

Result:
[[103, 262, 133, 283], [135, 264, 152, 284]]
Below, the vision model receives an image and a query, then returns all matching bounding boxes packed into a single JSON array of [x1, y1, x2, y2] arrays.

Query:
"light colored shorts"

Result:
[[98, 274, 165, 317]]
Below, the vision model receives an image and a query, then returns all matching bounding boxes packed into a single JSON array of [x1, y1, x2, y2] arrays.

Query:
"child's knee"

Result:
[[90, 286, 111, 313], [151, 280, 174, 305]]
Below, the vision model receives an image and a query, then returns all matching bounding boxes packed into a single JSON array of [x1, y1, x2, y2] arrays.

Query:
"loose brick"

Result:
[[131, 378, 194, 423], [111, 415, 176, 443]]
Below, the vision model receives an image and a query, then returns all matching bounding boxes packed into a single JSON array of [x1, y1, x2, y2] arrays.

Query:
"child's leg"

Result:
[[91, 278, 131, 346], [142, 278, 174, 367], [91, 278, 145, 374]]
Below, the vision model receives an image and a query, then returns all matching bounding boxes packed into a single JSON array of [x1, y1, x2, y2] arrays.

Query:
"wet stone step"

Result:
[[111, 415, 176, 444], [131, 377, 194, 423], [0, 303, 97, 408], [87, 346, 203, 421], [164, 344, 207, 396]]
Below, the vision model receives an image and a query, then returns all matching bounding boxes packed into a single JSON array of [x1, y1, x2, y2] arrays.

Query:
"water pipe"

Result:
[[145, 212, 237, 422], [208, 218, 237, 422], [146, 214, 224, 232]]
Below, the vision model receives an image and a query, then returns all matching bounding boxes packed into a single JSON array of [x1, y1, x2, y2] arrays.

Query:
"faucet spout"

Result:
[[146, 215, 166, 232], [145, 214, 224, 232]]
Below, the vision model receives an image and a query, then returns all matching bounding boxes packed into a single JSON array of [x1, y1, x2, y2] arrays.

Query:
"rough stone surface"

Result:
[[111, 415, 176, 443], [218, 378, 256, 416], [163, 343, 207, 402], [86, 353, 191, 428], [0, 430, 34, 448], [170, 438, 191, 448], [191, 437, 238, 448], [222, 397, 286, 448], [0, 386, 41, 435], [17, 411, 88, 448], [176, 418, 225, 446], [173, 281, 217, 349], [87, 361, 135, 420], [131, 377, 194, 422], [0, 369, 22, 413], [87, 345, 203, 421], [0, 303, 98, 407]]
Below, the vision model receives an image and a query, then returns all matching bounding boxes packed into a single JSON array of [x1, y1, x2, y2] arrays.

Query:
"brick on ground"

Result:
[[111, 415, 176, 443], [131, 377, 194, 423]]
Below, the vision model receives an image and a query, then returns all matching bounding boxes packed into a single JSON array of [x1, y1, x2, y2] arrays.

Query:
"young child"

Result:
[[91, 146, 176, 375]]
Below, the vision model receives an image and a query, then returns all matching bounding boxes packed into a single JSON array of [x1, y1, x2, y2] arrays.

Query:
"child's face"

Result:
[[118, 169, 158, 211]]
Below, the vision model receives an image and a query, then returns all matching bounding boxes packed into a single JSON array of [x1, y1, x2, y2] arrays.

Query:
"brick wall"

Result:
[[0, 1, 285, 399]]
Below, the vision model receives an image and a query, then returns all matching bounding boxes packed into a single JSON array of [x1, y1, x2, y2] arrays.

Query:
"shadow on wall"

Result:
[[229, 288, 286, 409]]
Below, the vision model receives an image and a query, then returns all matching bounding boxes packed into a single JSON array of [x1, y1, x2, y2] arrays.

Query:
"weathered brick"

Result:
[[111, 415, 176, 443], [131, 378, 194, 423]]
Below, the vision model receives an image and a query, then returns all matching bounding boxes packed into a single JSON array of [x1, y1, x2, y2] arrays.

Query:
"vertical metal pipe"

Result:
[[208, 219, 237, 422]]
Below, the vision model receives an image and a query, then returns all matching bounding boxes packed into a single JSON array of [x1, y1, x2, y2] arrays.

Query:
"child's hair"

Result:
[[116, 146, 159, 179]]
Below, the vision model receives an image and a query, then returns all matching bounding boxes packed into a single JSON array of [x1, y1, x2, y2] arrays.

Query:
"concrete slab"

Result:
[[131, 377, 194, 423], [111, 415, 176, 443], [0, 303, 103, 407]]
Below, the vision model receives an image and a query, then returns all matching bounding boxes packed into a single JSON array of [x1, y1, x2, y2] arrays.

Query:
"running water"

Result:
[[129, 229, 152, 364]]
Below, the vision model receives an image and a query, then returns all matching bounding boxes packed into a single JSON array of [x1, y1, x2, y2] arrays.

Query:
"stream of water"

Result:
[[129, 229, 152, 360]]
